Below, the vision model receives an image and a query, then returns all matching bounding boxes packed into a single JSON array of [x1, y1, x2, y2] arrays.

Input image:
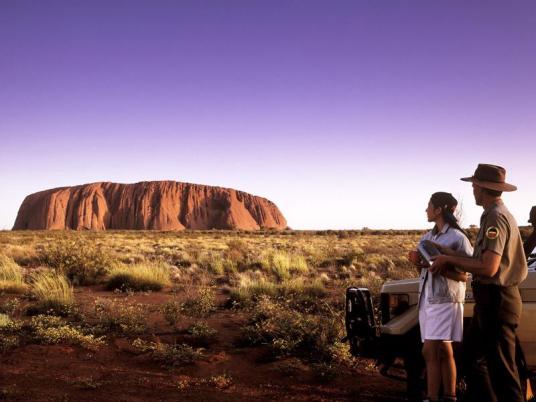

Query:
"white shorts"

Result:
[[419, 287, 463, 343]]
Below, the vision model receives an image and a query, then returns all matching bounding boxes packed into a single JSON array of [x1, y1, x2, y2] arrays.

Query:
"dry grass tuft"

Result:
[[106, 261, 172, 291], [0, 255, 28, 294], [30, 271, 74, 314]]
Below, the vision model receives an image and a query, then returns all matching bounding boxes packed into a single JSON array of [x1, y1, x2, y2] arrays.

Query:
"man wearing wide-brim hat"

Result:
[[430, 164, 528, 402]]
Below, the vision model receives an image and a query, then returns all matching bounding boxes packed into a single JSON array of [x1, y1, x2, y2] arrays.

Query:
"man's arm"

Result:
[[430, 250, 501, 278], [440, 267, 468, 282]]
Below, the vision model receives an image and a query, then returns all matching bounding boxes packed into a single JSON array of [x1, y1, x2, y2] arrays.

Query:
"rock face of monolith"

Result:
[[12, 181, 287, 231]]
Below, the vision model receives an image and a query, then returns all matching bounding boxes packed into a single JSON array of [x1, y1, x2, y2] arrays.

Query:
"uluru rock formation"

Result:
[[13, 181, 287, 231]]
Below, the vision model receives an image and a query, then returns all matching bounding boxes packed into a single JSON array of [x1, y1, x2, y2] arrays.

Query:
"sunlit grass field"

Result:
[[0, 228, 502, 400]]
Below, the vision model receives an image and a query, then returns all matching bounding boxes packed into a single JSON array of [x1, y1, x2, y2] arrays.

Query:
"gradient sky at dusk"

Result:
[[1, 1, 535, 230]]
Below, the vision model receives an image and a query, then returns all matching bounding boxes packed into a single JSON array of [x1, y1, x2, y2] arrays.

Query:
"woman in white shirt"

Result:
[[409, 192, 473, 402]]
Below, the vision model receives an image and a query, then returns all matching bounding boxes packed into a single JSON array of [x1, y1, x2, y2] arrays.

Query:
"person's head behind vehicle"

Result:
[[529, 206, 536, 226]]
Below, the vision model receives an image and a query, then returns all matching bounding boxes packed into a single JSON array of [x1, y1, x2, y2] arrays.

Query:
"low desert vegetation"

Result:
[[105, 261, 172, 291], [238, 296, 343, 363], [228, 275, 327, 308], [180, 287, 217, 317], [186, 321, 218, 346], [29, 314, 105, 350], [39, 237, 114, 285], [0, 229, 439, 385], [0, 312, 104, 352], [90, 298, 149, 335], [30, 271, 75, 315], [0, 254, 28, 294], [132, 338, 204, 367], [0, 313, 22, 352]]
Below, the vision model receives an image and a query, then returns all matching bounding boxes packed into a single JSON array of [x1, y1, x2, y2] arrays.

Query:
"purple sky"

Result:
[[1, 1, 535, 230]]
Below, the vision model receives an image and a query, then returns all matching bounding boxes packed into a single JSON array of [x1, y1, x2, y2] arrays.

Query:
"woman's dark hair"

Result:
[[430, 192, 471, 242]]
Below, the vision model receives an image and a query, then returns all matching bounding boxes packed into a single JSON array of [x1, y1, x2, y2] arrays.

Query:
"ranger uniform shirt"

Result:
[[473, 200, 528, 286]]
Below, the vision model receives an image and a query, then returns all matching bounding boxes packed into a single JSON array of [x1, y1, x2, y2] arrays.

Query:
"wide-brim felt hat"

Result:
[[461, 164, 517, 192]]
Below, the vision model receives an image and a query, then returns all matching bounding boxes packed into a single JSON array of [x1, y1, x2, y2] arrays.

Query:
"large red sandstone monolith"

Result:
[[12, 181, 287, 231]]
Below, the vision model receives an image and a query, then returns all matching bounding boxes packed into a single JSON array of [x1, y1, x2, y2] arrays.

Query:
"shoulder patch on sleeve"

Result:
[[485, 226, 499, 240]]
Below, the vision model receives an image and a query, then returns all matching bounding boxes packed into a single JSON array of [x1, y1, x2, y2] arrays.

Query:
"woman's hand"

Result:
[[408, 250, 428, 269]]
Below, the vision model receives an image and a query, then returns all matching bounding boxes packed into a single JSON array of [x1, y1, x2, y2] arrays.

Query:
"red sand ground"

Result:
[[0, 288, 406, 402]]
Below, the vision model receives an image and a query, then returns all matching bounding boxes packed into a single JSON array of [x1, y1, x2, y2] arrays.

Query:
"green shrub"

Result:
[[208, 373, 233, 390], [162, 300, 181, 327], [186, 321, 217, 346], [339, 248, 365, 266], [0, 255, 28, 294], [39, 238, 113, 285], [225, 239, 249, 265], [206, 255, 224, 275], [0, 298, 21, 316], [30, 314, 104, 350], [181, 288, 216, 317], [239, 297, 341, 362], [31, 271, 74, 315], [0, 314, 22, 352], [92, 298, 148, 335], [106, 261, 172, 292], [132, 338, 203, 367]]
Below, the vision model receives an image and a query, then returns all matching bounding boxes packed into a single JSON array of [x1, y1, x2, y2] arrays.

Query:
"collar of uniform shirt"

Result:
[[481, 199, 504, 218]]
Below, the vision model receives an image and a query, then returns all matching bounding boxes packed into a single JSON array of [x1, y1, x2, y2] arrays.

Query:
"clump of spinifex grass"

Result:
[[105, 261, 172, 291], [260, 250, 308, 281], [0, 254, 28, 294], [228, 276, 327, 310], [30, 271, 74, 315]]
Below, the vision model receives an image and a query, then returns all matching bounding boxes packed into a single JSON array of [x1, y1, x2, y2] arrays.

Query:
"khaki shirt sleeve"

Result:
[[480, 213, 509, 256]]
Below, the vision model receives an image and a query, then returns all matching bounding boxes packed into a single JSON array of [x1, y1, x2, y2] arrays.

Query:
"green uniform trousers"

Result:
[[465, 283, 524, 402]]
